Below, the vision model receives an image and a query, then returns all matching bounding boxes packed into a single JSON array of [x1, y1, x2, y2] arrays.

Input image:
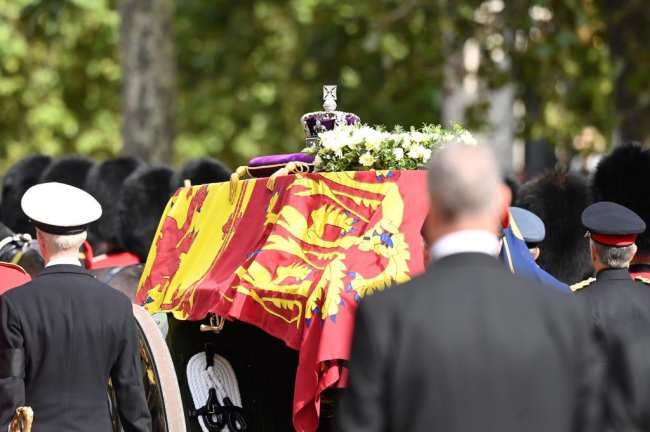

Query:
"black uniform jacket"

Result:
[[0, 265, 151, 432], [576, 268, 650, 335], [337, 253, 602, 432], [575, 268, 650, 429]]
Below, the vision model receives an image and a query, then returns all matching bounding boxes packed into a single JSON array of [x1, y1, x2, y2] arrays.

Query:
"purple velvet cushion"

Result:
[[248, 153, 315, 167], [247, 153, 315, 178]]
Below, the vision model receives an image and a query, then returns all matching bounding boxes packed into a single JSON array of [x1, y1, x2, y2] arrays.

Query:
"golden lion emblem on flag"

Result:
[[136, 170, 428, 432]]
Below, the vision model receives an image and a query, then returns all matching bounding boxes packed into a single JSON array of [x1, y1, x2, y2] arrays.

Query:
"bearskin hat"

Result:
[[85, 157, 142, 248], [118, 165, 174, 262], [0, 155, 52, 234], [516, 171, 593, 284], [0, 221, 14, 240], [170, 157, 232, 190], [39, 155, 97, 245], [39, 155, 94, 190], [592, 143, 650, 255]]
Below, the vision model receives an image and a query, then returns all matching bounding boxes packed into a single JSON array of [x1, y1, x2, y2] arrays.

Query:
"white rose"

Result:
[[407, 145, 429, 160], [314, 155, 323, 167], [364, 131, 383, 151], [349, 129, 365, 148], [318, 132, 333, 151], [393, 147, 404, 161], [359, 152, 376, 167], [459, 131, 477, 146], [323, 136, 346, 154], [333, 130, 351, 149], [410, 131, 427, 143], [407, 146, 420, 159], [358, 125, 375, 137], [402, 135, 413, 150]]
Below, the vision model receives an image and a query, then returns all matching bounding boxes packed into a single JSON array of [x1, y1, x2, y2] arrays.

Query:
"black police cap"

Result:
[[582, 201, 646, 246]]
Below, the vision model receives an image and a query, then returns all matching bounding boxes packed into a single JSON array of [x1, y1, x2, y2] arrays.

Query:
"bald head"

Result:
[[427, 143, 503, 221]]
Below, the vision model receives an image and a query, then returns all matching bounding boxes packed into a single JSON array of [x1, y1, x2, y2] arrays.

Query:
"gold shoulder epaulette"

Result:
[[571, 277, 596, 292], [634, 276, 650, 285]]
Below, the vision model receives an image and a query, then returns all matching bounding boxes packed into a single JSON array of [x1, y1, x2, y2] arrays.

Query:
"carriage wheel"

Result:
[[109, 306, 186, 431], [133, 304, 186, 432]]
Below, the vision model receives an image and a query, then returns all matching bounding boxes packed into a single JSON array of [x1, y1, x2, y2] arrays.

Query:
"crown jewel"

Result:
[[301, 85, 360, 146]]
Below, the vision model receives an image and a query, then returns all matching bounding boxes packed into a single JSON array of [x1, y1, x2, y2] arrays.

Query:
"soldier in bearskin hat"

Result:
[[592, 143, 650, 281], [39, 155, 94, 190], [84, 157, 142, 268], [0, 155, 52, 235], [118, 165, 174, 263], [516, 171, 593, 285], [170, 157, 232, 190]]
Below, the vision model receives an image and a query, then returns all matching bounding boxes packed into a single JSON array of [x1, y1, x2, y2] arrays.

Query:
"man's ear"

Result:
[[590, 241, 598, 264], [530, 247, 541, 261], [496, 183, 512, 226], [501, 183, 513, 208], [35, 229, 46, 257], [424, 199, 440, 235]]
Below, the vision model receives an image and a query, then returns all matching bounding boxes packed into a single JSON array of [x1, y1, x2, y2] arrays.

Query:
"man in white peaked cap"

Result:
[[0, 182, 151, 432]]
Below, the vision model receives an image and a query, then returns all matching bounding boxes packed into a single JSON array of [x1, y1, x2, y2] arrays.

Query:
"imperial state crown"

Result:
[[300, 85, 360, 147]]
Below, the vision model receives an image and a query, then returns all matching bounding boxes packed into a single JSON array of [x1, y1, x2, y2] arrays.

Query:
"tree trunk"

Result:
[[485, 83, 515, 173], [601, 0, 650, 146], [441, 40, 515, 173], [119, 0, 176, 164]]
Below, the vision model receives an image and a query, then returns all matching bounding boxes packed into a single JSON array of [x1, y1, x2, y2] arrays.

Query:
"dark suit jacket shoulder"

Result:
[[338, 253, 601, 432], [0, 265, 151, 432]]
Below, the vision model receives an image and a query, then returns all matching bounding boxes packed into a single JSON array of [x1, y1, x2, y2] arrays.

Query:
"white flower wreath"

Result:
[[304, 123, 475, 172]]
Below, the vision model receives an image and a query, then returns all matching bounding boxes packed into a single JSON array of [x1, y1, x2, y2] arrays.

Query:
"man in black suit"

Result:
[[0, 182, 151, 432], [337, 143, 602, 432]]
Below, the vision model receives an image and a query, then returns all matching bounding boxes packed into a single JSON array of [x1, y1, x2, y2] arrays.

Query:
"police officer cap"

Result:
[[582, 201, 646, 246], [510, 207, 546, 244], [21, 182, 102, 235]]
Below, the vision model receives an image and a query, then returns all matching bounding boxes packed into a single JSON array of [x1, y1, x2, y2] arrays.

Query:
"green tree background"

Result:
[[0, 0, 648, 173]]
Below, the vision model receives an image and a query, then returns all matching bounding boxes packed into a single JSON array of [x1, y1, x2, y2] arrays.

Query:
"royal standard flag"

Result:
[[136, 170, 429, 431]]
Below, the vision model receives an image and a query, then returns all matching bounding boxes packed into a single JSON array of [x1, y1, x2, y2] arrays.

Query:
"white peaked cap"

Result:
[[21, 182, 102, 235]]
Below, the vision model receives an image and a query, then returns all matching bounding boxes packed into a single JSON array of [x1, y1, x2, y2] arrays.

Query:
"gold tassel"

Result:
[[9, 407, 33, 432], [293, 162, 313, 173], [229, 166, 249, 203], [266, 165, 291, 192], [265, 162, 315, 191]]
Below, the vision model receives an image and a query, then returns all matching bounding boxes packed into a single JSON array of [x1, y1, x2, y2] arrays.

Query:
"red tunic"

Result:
[[630, 263, 650, 281], [0, 262, 31, 295], [90, 251, 141, 269], [80, 240, 141, 269]]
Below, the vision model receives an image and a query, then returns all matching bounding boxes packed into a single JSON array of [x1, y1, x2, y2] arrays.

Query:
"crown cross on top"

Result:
[[323, 85, 337, 111]]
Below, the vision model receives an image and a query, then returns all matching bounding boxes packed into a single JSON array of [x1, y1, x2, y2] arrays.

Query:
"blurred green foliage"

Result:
[[0, 0, 120, 172], [0, 0, 649, 173]]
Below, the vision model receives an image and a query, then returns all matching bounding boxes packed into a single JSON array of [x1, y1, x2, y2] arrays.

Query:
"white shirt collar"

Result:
[[45, 257, 82, 267], [430, 229, 499, 261]]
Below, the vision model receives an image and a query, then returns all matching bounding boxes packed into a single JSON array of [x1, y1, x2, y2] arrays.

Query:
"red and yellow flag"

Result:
[[136, 170, 428, 431]]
